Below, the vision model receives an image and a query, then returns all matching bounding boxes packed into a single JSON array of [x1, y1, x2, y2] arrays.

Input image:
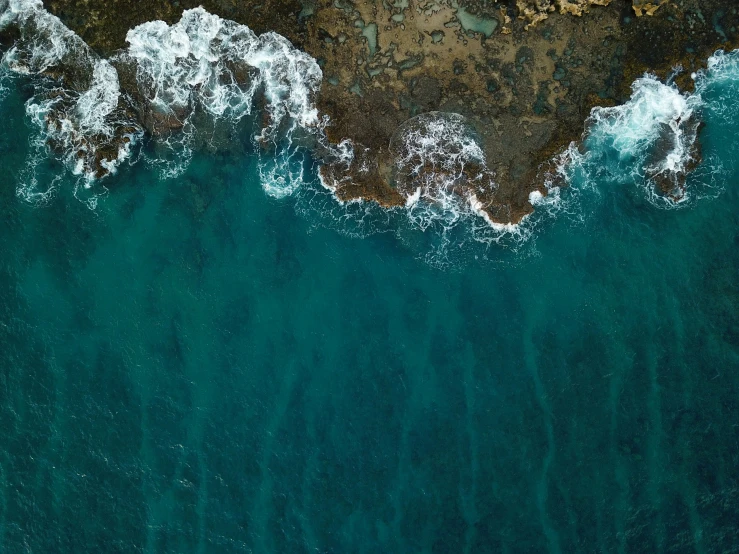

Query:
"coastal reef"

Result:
[[5, 0, 739, 222]]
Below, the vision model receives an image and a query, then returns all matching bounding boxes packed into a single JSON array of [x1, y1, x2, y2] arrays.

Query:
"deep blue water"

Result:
[[1, 46, 739, 554]]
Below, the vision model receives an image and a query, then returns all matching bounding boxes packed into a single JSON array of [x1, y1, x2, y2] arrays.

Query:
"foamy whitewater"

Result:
[[1, 0, 738, 255], [390, 112, 497, 231], [118, 7, 343, 194], [0, 1, 346, 201], [0, 0, 141, 203], [123, 10, 320, 132], [571, 74, 701, 207]]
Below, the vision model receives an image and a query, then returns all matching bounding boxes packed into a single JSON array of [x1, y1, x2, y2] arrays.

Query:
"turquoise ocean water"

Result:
[[1, 11, 739, 553]]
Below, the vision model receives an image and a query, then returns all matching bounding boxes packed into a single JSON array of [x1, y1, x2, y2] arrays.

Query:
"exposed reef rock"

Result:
[[632, 0, 670, 17], [516, 0, 614, 29], [3, 0, 737, 222], [516, 1, 670, 26]]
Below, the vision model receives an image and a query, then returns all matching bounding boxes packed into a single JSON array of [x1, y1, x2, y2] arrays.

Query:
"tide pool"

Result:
[[1, 23, 739, 554]]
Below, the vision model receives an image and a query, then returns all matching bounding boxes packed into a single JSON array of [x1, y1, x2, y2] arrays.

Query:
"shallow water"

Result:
[[1, 9, 739, 554]]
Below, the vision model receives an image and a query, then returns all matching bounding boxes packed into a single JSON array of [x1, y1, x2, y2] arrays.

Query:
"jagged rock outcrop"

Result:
[[516, 0, 669, 28], [632, 0, 670, 16]]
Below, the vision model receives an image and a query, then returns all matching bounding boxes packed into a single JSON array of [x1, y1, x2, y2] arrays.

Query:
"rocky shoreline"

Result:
[[8, 0, 739, 222]]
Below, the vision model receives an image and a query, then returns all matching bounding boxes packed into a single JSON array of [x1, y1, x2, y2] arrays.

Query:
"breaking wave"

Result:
[[567, 51, 739, 209], [572, 74, 701, 207], [118, 7, 340, 192], [0, 1, 347, 203], [0, 0, 738, 261], [1, 0, 142, 204]]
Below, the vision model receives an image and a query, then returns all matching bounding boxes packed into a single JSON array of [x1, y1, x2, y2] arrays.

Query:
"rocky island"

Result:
[[4, 0, 738, 223]]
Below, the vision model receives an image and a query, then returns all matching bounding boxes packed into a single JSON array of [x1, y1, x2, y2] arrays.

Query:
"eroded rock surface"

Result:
[[7, 0, 739, 221]]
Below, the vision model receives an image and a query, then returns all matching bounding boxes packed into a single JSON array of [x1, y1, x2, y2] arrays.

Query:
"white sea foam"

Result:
[[533, 142, 595, 226], [258, 143, 308, 199], [76, 61, 121, 133], [392, 112, 486, 176], [693, 49, 739, 127], [1, 3, 343, 200], [2, 0, 75, 72], [3, 0, 736, 258], [701, 49, 739, 87], [310, 111, 550, 257], [121, 7, 331, 195], [0, 0, 10, 29], [575, 74, 702, 207], [1, 0, 142, 200], [388, 112, 502, 232]]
